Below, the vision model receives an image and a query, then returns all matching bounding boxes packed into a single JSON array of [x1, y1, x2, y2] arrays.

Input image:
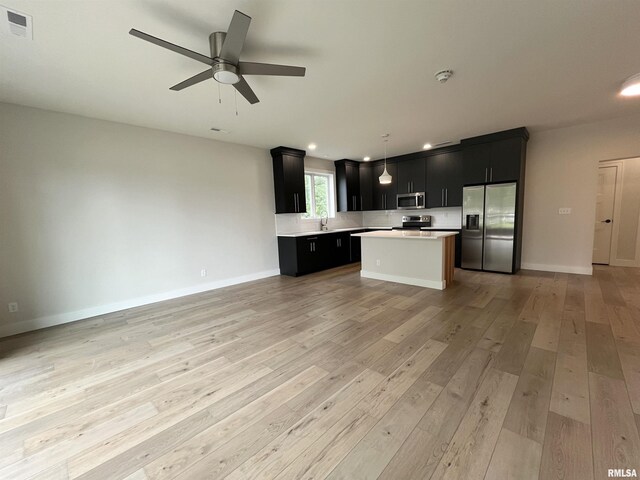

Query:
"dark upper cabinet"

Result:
[[271, 147, 306, 214], [462, 143, 492, 185], [397, 158, 426, 194], [372, 161, 397, 210], [426, 149, 464, 208], [461, 129, 528, 185], [490, 137, 525, 182], [359, 164, 373, 211], [335, 160, 361, 212]]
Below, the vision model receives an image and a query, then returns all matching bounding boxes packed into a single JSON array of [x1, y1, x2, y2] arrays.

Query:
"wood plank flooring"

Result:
[[1, 264, 639, 479]]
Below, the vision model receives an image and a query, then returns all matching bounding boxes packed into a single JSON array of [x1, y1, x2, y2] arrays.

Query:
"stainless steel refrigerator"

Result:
[[461, 182, 517, 273]]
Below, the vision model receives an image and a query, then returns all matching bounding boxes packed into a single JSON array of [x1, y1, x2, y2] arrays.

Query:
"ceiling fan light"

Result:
[[213, 63, 240, 85], [621, 73, 640, 96]]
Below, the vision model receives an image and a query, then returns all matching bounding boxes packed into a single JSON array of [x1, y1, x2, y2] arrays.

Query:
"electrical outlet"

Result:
[[8, 302, 18, 313], [558, 208, 572, 215], [200, 269, 207, 277], [376, 259, 381, 266]]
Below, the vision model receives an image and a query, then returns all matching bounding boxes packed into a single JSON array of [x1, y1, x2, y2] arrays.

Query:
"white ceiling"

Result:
[[2, 0, 640, 160]]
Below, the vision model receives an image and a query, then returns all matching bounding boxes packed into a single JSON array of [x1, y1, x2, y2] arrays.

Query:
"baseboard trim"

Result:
[[520, 262, 593, 276], [360, 270, 444, 290], [0, 269, 281, 339], [610, 258, 639, 267]]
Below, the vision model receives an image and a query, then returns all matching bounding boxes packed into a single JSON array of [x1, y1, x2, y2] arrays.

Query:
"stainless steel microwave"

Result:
[[397, 192, 426, 209]]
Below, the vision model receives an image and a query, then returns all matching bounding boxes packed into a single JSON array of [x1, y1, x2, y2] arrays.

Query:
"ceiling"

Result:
[[2, 0, 640, 161]]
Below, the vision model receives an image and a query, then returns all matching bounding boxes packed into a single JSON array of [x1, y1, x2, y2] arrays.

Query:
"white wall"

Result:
[[0, 102, 279, 337], [522, 112, 640, 275]]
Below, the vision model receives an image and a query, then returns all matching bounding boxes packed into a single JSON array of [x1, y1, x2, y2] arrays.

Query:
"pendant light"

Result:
[[379, 134, 392, 184]]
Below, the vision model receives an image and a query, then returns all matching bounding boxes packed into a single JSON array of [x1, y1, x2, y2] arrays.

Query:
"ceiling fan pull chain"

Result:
[[234, 88, 238, 116], [218, 82, 221, 104]]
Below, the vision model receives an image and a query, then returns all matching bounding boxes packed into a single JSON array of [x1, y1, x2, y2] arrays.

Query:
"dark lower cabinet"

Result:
[[278, 229, 371, 276]]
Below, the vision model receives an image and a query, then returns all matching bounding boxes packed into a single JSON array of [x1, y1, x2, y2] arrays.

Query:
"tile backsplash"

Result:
[[275, 207, 461, 234], [275, 211, 363, 235], [362, 207, 462, 229]]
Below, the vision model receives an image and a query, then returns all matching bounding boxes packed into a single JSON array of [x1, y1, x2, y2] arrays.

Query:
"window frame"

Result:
[[302, 169, 336, 220]]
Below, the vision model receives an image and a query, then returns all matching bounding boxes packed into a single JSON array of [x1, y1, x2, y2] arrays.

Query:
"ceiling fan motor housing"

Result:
[[209, 32, 226, 58]]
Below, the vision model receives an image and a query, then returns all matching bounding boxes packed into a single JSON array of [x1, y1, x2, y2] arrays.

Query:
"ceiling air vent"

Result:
[[1, 5, 32, 39]]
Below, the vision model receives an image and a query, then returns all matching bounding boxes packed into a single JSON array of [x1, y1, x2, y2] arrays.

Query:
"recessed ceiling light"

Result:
[[621, 73, 640, 97], [308, 143, 317, 150], [363, 156, 370, 161], [423, 143, 432, 150]]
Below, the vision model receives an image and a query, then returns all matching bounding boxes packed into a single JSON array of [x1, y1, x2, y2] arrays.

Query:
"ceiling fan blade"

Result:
[[170, 69, 213, 91], [239, 62, 306, 77], [234, 76, 259, 104], [129, 29, 213, 65], [219, 10, 251, 63]]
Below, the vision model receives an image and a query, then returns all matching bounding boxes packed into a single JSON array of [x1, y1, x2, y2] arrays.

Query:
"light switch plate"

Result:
[[558, 208, 572, 215]]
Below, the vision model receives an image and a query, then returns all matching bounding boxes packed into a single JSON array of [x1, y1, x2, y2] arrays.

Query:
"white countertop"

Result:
[[420, 226, 461, 230], [278, 226, 392, 238], [351, 230, 458, 240]]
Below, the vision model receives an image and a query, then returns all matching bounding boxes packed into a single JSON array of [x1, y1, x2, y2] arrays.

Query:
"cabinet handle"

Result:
[[441, 189, 444, 206], [485, 168, 488, 183], [360, 195, 363, 210], [445, 188, 448, 206], [490, 167, 493, 182]]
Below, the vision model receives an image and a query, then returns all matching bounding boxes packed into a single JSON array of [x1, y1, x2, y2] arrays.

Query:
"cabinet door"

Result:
[[285, 155, 306, 212], [397, 158, 425, 194], [372, 162, 397, 210], [350, 233, 362, 262], [331, 233, 351, 266], [462, 143, 491, 185], [444, 150, 464, 207], [425, 152, 447, 208], [296, 236, 318, 274], [346, 162, 360, 211], [359, 165, 373, 211], [489, 137, 523, 182]]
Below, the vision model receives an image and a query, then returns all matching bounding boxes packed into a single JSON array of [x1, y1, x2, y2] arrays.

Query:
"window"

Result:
[[302, 171, 335, 219]]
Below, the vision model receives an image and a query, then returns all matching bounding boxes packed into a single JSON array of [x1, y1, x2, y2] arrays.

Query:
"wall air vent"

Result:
[[1, 5, 32, 39]]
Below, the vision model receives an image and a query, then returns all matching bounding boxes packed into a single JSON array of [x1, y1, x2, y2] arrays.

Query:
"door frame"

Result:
[[597, 158, 640, 267]]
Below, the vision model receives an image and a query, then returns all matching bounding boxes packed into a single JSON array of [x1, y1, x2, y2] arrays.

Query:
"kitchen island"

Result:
[[350, 230, 458, 290]]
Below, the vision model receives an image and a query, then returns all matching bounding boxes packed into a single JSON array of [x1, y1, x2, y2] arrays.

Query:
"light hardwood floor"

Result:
[[1, 264, 639, 479]]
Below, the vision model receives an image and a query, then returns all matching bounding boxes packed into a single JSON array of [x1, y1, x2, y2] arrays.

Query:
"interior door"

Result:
[[593, 166, 617, 264]]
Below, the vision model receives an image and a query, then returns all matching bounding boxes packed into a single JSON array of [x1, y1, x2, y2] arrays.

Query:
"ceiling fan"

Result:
[[129, 10, 306, 104]]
